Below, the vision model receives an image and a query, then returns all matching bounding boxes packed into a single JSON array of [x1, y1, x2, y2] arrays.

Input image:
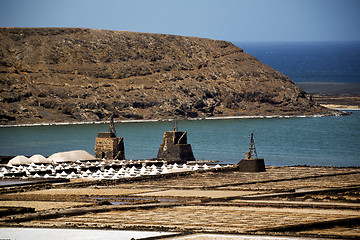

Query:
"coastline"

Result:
[[320, 104, 360, 111], [2, 81, 359, 128], [0, 111, 349, 128]]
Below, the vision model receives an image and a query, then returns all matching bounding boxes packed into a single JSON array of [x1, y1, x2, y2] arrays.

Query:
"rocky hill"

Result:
[[0, 28, 338, 125]]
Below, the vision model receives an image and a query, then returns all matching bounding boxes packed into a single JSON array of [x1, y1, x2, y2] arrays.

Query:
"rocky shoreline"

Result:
[[313, 95, 360, 110], [297, 82, 360, 111], [2, 84, 357, 128], [1, 28, 338, 125], [1, 91, 356, 127], [0, 110, 350, 128]]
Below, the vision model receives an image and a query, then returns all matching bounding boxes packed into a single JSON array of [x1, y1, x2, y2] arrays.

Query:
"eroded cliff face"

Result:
[[0, 28, 336, 125]]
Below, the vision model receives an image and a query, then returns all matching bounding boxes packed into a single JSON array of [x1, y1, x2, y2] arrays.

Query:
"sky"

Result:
[[1, 0, 360, 42]]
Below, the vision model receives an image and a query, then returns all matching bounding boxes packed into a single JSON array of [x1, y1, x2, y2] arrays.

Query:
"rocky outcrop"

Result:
[[0, 28, 337, 125]]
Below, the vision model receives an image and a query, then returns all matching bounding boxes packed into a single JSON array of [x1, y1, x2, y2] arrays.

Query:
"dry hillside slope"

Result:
[[0, 28, 338, 125]]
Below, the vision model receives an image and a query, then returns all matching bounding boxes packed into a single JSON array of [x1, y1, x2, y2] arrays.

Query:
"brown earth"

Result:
[[1, 166, 359, 239], [0, 28, 339, 125], [312, 95, 360, 110], [297, 82, 360, 110]]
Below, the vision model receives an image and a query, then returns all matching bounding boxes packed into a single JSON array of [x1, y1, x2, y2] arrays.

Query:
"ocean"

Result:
[[235, 41, 360, 83], [0, 42, 359, 167]]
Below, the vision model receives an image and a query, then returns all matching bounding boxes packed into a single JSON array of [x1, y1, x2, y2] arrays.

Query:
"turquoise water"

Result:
[[1, 42, 359, 167], [1, 111, 359, 167]]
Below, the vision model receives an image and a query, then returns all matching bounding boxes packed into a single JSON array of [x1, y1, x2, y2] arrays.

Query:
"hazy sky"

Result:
[[1, 0, 360, 42]]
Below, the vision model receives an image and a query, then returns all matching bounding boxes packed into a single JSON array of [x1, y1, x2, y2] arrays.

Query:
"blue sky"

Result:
[[1, 0, 359, 42]]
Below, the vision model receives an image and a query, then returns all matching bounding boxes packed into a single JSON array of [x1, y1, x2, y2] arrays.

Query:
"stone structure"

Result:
[[95, 116, 125, 160], [157, 121, 195, 163], [238, 133, 265, 172]]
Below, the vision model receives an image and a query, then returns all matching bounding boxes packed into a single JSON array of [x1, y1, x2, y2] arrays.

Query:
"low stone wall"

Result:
[[0, 206, 35, 217]]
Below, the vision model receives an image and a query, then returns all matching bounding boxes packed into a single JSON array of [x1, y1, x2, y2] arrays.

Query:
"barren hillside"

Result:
[[0, 28, 338, 125]]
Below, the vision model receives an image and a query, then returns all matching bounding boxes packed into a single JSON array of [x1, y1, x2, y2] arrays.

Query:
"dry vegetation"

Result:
[[0, 28, 338, 125]]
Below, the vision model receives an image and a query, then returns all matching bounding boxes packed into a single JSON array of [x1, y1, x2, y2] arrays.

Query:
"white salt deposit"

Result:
[[96, 175, 104, 180], [150, 168, 159, 175], [111, 174, 120, 179], [29, 154, 52, 164], [0, 227, 176, 240], [140, 166, 147, 174], [48, 150, 95, 163], [103, 172, 111, 178], [33, 173, 40, 178], [8, 155, 32, 165], [129, 167, 136, 175]]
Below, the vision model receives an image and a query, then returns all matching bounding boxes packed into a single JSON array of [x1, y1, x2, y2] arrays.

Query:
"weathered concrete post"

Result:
[[95, 115, 125, 160], [237, 133, 265, 172], [157, 120, 195, 163]]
